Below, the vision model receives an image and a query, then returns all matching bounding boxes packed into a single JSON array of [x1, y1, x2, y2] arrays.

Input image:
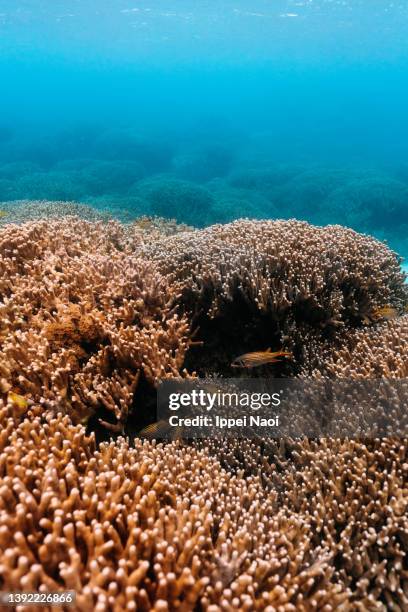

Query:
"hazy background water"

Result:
[[0, 1, 407, 260]]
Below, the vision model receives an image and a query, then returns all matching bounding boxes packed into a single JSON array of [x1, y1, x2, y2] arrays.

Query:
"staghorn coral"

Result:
[[0, 213, 407, 610], [198, 433, 408, 610], [141, 218, 406, 375], [193, 294, 408, 610], [143, 218, 406, 318], [284, 317, 408, 608], [283, 437, 408, 610], [0, 217, 191, 428], [197, 326, 408, 609], [313, 314, 408, 379], [0, 200, 111, 225], [0, 401, 350, 611]]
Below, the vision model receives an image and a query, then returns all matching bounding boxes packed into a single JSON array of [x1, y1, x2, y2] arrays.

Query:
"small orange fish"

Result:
[[140, 419, 183, 441], [231, 348, 293, 368], [7, 391, 28, 409], [363, 306, 398, 325]]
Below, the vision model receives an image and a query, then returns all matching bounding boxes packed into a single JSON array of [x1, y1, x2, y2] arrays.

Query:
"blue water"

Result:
[[0, 1, 407, 260]]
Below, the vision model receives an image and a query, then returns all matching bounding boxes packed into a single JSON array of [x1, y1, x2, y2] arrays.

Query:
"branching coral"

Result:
[[144, 219, 406, 318], [0, 200, 111, 225], [313, 315, 408, 379], [0, 212, 406, 610], [0, 402, 350, 611], [0, 217, 191, 428], [198, 315, 408, 609], [142, 218, 406, 375], [278, 436, 408, 610]]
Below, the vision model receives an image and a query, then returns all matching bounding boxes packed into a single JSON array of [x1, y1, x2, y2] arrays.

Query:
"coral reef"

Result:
[[142, 218, 406, 375], [15, 172, 87, 202], [0, 153, 407, 260], [132, 177, 216, 227], [227, 164, 306, 197], [205, 180, 277, 223], [172, 145, 235, 182], [0, 217, 191, 429], [324, 175, 408, 231], [0, 213, 406, 610], [0, 402, 356, 611], [80, 160, 146, 196], [90, 129, 173, 172], [0, 200, 111, 225], [315, 314, 408, 379], [272, 167, 367, 220], [82, 195, 151, 224]]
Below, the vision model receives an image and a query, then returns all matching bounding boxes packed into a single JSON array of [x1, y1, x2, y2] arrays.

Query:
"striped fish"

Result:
[[231, 349, 293, 368]]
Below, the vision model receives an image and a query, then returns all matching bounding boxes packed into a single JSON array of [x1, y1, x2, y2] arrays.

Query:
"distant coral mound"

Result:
[[0, 199, 110, 224], [80, 159, 146, 195], [324, 175, 408, 231], [132, 176, 216, 226], [172, 144, 235, 181]]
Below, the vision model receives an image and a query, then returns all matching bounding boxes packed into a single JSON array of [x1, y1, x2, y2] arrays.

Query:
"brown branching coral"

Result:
[[280, 437, 408, 611], [288, 317, 408, 608], [0, 199, 111, 225], [0, 213, 407, 610], [313, 314, 408, 379], [143, 219, 406, 317], [0, 402, 350, 611], [0, 217, 191, 428], [193, 308, 408, 608], [141, 219, 406, 375]]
